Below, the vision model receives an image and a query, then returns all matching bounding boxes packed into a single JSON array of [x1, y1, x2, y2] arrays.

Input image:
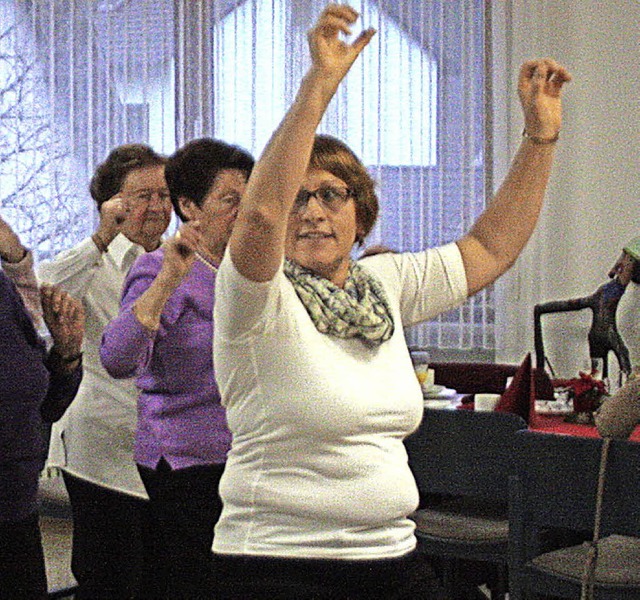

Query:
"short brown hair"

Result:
[[165, 138, 254, 222], [308, 135, 378, 245], [90, 144, 167, 209]]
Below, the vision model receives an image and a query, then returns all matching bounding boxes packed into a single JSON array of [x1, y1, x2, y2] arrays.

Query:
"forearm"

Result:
[[37, 237, 104, 297], [230, 68, 339, 282], [1, 250, 43, 327], [459, 139, 554, 294], [100, 307, 156, 378], [41, 351, 83, 422], [131, 269, 182, 331]]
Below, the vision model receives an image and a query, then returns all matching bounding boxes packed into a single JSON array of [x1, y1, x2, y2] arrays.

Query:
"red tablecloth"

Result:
[[531, 413, 640, 442]]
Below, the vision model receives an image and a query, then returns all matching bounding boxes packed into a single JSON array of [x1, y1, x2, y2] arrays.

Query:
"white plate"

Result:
[[534, 400, 573, 415], [423, 386, 457, 399], [422, 383, 444, 396], [423, 399, 455, 409]]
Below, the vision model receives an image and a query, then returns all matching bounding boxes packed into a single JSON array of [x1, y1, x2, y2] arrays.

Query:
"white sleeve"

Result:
[[214, 248, 283, 342], [37, 237, 105, 300], [359, 243, 468, 327]]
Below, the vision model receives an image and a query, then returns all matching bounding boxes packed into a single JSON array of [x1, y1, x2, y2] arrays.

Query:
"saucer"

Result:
[[423, 385, 457, 399], [423, 399, 454, 409], [422, 384, 444, 397]]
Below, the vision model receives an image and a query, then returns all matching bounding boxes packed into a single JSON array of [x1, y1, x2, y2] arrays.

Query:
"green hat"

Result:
[[624, 237, 640, 261]]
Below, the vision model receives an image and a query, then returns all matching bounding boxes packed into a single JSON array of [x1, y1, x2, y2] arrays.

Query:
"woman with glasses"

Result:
[[100, 138, 254, 599], [211, 4, 571, 598], [38, 144, 172, 599]]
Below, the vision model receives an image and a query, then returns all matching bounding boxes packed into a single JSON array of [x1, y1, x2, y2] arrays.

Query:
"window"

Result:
[[0, 0, 492, 353]]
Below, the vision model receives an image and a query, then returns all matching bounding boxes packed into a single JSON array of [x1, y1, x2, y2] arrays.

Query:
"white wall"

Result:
[[494, 0, 640, 378]]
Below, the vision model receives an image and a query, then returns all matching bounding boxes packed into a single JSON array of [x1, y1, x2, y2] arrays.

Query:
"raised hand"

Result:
[[130, 221, 202, 332], [518, 59, 572, 141], [307, 4, 376, 91], [41, 284, 85, 362], [0, 214, 27, 263], [160, 221, 202, 283], [93, 195, 128, 250]]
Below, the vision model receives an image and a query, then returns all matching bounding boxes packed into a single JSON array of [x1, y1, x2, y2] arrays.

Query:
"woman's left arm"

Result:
[[457, 59, 571, 296], [0, 215, 42, 326]]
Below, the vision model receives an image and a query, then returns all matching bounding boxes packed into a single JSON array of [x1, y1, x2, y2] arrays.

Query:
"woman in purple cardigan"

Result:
[[1, 216, 84, 599], [100, 138, 253, 599]]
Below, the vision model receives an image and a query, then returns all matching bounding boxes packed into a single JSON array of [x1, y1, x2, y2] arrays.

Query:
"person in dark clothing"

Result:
[[0, 215, 85, 600]]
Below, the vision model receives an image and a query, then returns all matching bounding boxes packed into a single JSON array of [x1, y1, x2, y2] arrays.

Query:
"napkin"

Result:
[[494, 353, 535, 423]]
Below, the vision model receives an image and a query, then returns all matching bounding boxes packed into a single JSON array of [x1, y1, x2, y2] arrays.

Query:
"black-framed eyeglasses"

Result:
[[128, 189, 172, 205], [293, 186, 354, 213]]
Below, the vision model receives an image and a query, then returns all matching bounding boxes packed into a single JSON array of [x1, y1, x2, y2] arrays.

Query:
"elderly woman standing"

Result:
[[38, 144, 172, 599], [100, 139, 254, 599], [211, 4, 571, 599]]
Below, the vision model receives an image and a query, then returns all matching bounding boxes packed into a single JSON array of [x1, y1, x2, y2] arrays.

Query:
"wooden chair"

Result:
[[405, 407, 528, 599], [509, 430, 640, 599]]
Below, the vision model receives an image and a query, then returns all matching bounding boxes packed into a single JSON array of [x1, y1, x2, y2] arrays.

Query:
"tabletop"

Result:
[[421, 396, 640, 443]]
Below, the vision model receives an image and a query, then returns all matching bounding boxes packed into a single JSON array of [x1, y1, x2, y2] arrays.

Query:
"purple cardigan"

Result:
[[100, 248, 231, 470], [0, 271, 82, 521]]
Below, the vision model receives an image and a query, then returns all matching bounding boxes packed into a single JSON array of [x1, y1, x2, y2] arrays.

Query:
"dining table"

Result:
[[531, 412, 640, 441], [421, 393, 640, 442]]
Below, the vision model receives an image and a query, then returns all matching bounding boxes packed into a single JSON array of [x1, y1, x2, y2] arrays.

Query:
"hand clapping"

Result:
[[41, 284, 85, 367]]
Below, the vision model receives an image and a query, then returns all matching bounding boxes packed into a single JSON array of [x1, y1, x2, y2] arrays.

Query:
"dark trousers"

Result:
[[137, 459, 225, 599], [0, 512, 47, 600], [62, 472, 163, 600], [212, 550, 447, 600]]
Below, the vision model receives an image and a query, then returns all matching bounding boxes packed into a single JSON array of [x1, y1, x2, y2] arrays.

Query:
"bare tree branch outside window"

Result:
[[0, 18, 89, 262]]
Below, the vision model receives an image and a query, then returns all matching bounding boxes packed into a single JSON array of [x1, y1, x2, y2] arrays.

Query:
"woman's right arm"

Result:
[[228, 4, 374, 283], [100, 223, 199, 378], [37, 196, 126, 297], [37, 237, 107, 298]]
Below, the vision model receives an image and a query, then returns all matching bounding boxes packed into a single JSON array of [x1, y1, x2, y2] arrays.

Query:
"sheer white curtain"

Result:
[[0, 0, 492, 355]]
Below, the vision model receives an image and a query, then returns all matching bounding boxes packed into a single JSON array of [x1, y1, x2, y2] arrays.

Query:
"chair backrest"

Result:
[[428, 361, 555, 400], [429, 362, 519, 394], [405, 408, 528, 503], [512, 430, 640, 538]]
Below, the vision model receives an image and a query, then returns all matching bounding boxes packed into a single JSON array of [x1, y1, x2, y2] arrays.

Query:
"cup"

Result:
[[415, 365, 435, 389], [415, 364, 428, 383], [424, 368, 435, 389], [475, 393, 501, 412]]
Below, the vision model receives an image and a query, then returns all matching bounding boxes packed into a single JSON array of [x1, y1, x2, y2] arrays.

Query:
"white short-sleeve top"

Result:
[[212, 244, 468, 560]]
